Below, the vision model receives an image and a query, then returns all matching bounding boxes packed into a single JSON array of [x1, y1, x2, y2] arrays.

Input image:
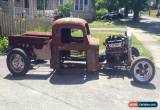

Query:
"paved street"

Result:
[[0, 55, 160, 110]]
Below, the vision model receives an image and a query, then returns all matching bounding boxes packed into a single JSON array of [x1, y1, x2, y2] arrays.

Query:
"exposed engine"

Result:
[[103, 35, 130, 66]]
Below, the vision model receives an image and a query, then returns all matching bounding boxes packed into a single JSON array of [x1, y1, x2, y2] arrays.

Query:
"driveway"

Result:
[[0, 56, 159, 110]]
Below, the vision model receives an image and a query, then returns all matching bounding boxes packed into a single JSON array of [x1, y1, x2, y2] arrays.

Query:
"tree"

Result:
[[124, 0, 129, 17], [58, 1, 73, 17], [95, 0, 148, 20], [118, 0, 129, 17], [117, 0, 148, 19], [95, 0, 106, 10], [130, 0, 148, 20], [156, 0, 159, 7], [106, 0, 120, 12], [95, 0, 119, 12]]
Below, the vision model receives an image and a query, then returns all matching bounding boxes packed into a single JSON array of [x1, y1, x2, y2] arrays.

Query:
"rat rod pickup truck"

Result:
[[6, 18, 155, 84]]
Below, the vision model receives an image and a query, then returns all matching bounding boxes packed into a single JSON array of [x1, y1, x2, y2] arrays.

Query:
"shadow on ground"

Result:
[[130, 81, 156, 90], [4, 68, 156, 90], [114, 17, 160, 36], [50, 69, 99, 85], [99, 68, 132, 79], [4, 73, 52, 80]]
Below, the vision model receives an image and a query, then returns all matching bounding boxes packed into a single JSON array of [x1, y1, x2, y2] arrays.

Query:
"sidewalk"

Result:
[[127, 27, 160, 68]]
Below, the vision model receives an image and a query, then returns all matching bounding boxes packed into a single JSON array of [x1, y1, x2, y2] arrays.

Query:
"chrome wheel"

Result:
[[134, 61, 153, 82], [131, 57, 155, 84], [10, 54, 25, 73]]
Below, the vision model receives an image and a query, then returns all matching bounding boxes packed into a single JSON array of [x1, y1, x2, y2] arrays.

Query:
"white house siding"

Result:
[[71, 0, 96, 20], [14, 0, 24, 7], [57, 0, 95, 20], [0, 0, 95, 20], [50, 0, 58, 10], [0, 0, 9, 12]]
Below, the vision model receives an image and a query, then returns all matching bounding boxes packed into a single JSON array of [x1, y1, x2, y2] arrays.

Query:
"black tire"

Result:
[[99, 52, 106, 62], [132, 47, 140, 57], [131, 57, 155, 84], [7, 48, 30, 76]]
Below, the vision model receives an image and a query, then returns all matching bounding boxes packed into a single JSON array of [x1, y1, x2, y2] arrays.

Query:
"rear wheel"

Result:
[[7, 48, 30, 76], [131, 57, 155, 84]]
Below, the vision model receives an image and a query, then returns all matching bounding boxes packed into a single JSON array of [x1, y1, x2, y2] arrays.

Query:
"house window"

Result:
[[74, 0, 84, 11], [25, 0, 29, 8], [79, 0, 83, 10], [84, 0, 88, 5], [59, 0, 63, 5], [37, 0, 48, 10], [75, 0, 79, 10]]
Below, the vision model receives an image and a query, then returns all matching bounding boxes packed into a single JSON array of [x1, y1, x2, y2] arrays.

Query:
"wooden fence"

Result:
[[0, 11, 51, 36]]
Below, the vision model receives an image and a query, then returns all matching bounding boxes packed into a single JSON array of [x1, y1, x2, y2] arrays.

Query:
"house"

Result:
[[71, 0, 96, 20], [0, 0, 95, 20]]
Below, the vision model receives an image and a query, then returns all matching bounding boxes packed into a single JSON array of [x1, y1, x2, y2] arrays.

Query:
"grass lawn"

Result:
[[91, 31, 124, 50], [89, 20, 125, 28], [132, 35, 153, 59]]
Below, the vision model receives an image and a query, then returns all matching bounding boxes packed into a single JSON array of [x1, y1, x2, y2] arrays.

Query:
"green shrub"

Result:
[[58, 1, 73, 17], [0, 36, 8, 54], [96, 8, 108, 20]]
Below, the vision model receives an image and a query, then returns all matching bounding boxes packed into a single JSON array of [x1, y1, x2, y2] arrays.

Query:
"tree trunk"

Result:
[[124, 0, 128, 17], [133, 9, 139, 21], [124, 7, 128, 17], [156, 0, 159, 7]]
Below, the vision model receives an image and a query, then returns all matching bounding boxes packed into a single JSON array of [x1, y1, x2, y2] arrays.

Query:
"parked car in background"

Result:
[[101, 12, 124, 20]]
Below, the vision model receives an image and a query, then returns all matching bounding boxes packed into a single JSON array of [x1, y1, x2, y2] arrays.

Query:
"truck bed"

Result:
[[23, 31, 52, 38], [8, 32, 51, 49]]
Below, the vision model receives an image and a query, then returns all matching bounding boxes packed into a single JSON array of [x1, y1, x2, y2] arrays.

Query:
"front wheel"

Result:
[[7, 48, 30, 76], [131, 57, 155, 84]]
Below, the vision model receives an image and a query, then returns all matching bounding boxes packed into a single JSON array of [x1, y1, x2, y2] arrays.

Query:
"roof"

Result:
[[52, 17, 88, 28]]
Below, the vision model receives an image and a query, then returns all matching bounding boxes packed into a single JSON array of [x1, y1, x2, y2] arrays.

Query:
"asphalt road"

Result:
[[0, 56, 160, 110]]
